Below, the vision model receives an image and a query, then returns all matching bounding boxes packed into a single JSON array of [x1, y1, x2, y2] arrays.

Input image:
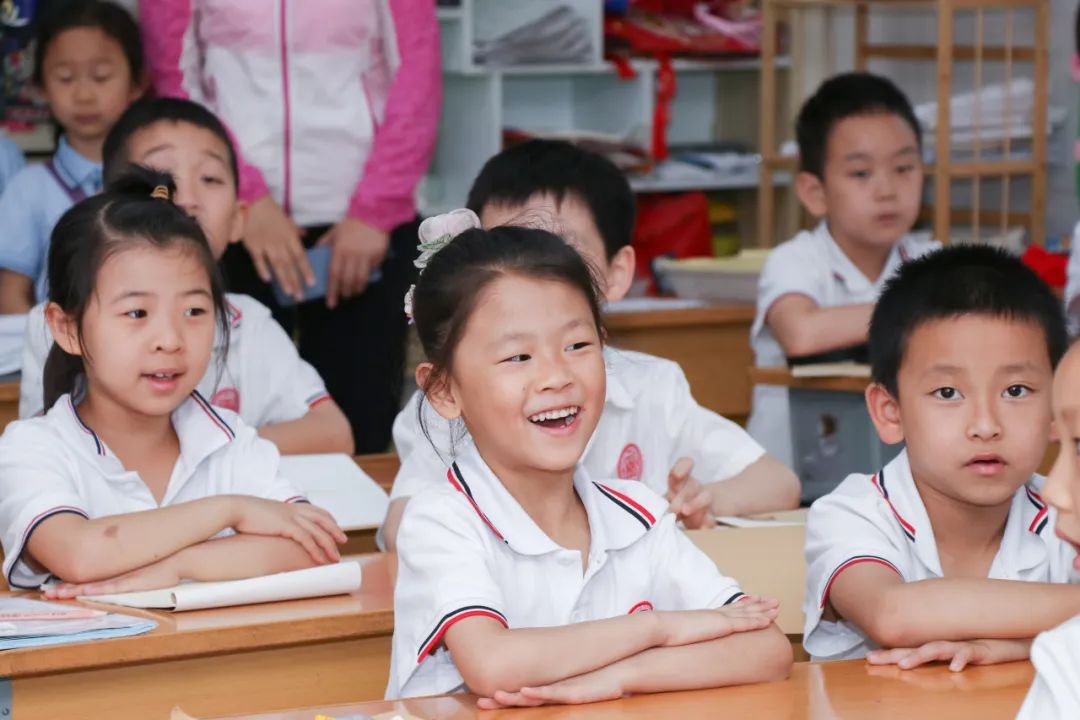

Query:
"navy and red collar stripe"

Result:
[[594, 482, 656, 531], [448, 463, 506, 542], [191, 390, 236, 440], [68, 398, 105, 456], [871, 468, 916, 542], [1026, 485, 1049, 535]]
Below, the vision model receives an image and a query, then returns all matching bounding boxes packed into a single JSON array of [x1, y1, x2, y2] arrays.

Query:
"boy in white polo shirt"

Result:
[[382, 141, 799, 549], [18, 98, 354, 455], [748, 73, 940, 468], [804, 245, 1080, 667]]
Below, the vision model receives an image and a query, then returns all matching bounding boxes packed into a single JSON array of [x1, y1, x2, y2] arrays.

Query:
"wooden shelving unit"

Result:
[[757, 0, 1050, 247]]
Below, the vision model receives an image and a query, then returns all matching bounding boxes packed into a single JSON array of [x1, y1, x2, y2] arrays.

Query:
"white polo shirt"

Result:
[[0, 391, 307, 589], [19, 293, 330, 423], [747, 223, 940, 467], [803, 449, 1078, 661], [386, 444, 746, 699], [1017, 614, 1080, 719], [390, 347, 765, 503]]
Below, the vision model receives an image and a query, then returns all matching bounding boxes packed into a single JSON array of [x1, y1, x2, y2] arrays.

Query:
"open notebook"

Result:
[[280, 454, 390, 531], [789, 362, 870, 378], [81, 561, 361, 612]]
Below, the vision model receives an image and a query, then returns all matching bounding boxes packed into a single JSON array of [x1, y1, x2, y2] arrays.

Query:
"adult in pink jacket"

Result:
[[139, 0, 441, 452]]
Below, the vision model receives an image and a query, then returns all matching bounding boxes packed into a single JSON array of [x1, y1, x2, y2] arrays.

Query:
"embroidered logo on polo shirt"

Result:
[[616, 443, 644, 481], [211, 388, 240, 413], [627, 601, 654, 614]]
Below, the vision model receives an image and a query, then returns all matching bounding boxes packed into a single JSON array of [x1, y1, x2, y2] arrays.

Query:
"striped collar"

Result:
[[58, 391, 236, 479], [52, 136, 102, 194], [447, 444, 664, 556], [814, 221, 916, 294], [873, 449, 1052, 576]]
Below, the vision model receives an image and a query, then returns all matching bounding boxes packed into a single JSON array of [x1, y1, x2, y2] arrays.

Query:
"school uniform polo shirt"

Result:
[[747, 222, 940, 467], [0, 136, 103, 302], [0, 391, 307, 589], [386, 444, 746, 699], [19, 293, 330, 423], [389, 347, 765, 504], [803, 449, 1078, 661], [1017, 614, 1080, 719], [0, 134, 26, 197]]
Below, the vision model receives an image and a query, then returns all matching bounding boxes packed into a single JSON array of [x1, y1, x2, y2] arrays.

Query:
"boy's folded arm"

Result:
[[708, 454, 801, 516], [26, 496, 250, 584], [766, 294, 873, 359], [257, 399, 355, 455], [445, 612, 664, 698], [613, 624, 792, 694], [829, 563, 1080, 648]]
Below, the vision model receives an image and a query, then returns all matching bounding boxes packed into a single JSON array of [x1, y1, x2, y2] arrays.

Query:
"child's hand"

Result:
[[476, 664, 625, 709], [232, 498, 346, 564], [866, 638, 1032, 672], [244, 196, 314, 301], [43, 557, 182, 599], [656, 596, 779, 647], [319, 217, 389, 308], [666, 457, 715, 529]]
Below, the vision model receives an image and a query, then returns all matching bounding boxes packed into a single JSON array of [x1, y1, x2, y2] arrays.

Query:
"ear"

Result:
[[603, 245, 636, 302], [795, 171, 828, 219], [229, 199, 249, 246], [44, 302, 82, 357], [415, 362, 461, 421], [865, 382, 905, 445]]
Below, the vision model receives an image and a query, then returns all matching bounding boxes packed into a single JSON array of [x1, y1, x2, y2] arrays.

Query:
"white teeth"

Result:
[[528, 406, 579, 423]]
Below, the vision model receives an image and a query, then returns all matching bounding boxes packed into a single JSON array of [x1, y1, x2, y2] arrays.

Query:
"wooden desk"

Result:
[[607, 305, 755, 423], [749, 366, 870, 394], [0, 379, 18, 433], [341, 454, 401, 554], [215, 659, 1036, 720], [1, 553, 396, 720]]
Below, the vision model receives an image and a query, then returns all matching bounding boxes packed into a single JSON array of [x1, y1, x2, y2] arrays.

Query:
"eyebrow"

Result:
[[490, 317, 590, 344], [110, 288, 212, 303], [141, 143, 229, 165], [843, 146, 919, 162]]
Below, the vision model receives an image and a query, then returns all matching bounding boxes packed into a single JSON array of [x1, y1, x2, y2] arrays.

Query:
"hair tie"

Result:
[[150, 185, 170, 201], [404, 209, 481, 322]]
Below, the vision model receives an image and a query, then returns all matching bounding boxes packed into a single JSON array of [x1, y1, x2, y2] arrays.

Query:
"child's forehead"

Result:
[[825, 112, 919, 161], [902, 314, 1051, 373], [480, 193, 608, 265], [128, 121, 230, 159]]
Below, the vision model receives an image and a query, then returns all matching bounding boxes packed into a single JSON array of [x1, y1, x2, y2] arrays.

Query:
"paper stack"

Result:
[[0, 597, 156, 650]]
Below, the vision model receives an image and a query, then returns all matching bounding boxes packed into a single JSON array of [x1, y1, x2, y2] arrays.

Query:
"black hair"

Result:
[[796, 71, 922, 180], [869, 244, 1067, 397], [33, 0, 143, 87], [466, 140, 636, 262], [103, 97, 240, 187], [412, 225, 605, 445], [43, 164, 230, 411]]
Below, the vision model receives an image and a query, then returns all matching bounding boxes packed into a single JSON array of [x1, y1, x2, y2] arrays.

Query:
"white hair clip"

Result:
[[405, 208, 482, 322]]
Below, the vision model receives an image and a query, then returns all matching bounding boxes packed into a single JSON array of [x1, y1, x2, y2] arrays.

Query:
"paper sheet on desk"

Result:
[[280, 454, 390, 531], [790, 362, 870, 378], [716, 516, 805, 528], [83, 561, 361, 611]]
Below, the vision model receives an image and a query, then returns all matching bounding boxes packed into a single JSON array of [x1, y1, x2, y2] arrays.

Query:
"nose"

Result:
[[536, 351, 574, 395], [873, 170, 897, 200], [966, 394, 1002, 442], [152, 314, 183, 354], [73, 78, 95, 103], [171, 177, 199, 216]]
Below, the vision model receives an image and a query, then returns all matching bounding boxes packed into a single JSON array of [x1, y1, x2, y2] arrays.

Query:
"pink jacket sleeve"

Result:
[[138, 0, 272, 203], [348, 0, 442, 232]]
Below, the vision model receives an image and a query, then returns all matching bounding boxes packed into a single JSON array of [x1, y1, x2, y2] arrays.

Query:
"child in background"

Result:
[[805, 245, 1080, 666], [382, 141, 799, 549], [1017, 341, 1080, 718], [18, 98, 354, 455], [0, 167, 345, 595], [387, 211, 791, 703], [0, 0, 142, 314], [748, 72, 939, 468], [0, 134, 25, 196]]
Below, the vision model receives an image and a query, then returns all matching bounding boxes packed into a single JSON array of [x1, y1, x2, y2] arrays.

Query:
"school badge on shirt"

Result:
[[617, 443, 644, 481], [210, 388, 240, 413]]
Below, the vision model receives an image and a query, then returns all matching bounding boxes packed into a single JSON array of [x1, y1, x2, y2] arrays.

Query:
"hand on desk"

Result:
[[475, 598, 780, 709], [666, 458, 715, 530], [866, 638, 1032, 672], [43, 557, 183, 599], [232, 497, 346, 564]]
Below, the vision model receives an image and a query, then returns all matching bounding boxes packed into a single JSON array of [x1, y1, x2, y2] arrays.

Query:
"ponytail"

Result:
[[42, 343, 84, 412]]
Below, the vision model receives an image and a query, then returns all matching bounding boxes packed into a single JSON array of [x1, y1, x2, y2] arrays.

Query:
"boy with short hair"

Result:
[[18, 97, 354, 455], [748, 72, 940, 467], [804, 244, 1080, 667], [382, 140, 800, 549]]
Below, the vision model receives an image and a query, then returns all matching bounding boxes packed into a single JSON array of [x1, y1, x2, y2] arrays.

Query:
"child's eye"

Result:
[[502, 354, 530, 363], [566, 341, 592, 352], [93, 72, 114, 83], [1003, 384, 1031, 399], [849, 170, 870, 179], [932, 386, 961, 400], [124, 309, 147, 319], [896, 164, 915, 174], [201, 175, 224, 185], [185, 307, 208, 318]]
